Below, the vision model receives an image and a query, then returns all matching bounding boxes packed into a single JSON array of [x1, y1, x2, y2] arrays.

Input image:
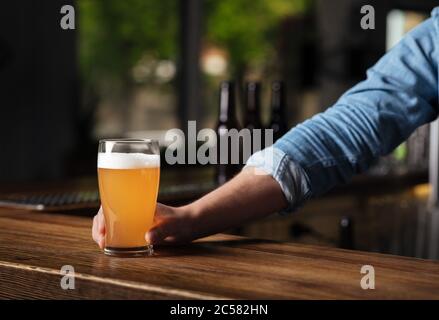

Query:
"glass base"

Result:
[[104, 245, 154, 257]]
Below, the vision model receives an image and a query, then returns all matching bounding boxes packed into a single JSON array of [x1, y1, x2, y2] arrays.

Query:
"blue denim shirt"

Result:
[[246, 8, 439, 213]]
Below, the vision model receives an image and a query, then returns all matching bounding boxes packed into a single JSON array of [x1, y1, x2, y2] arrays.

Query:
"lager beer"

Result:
[[97, 139, 160, 256]]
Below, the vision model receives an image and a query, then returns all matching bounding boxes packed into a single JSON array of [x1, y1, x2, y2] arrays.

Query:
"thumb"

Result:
[[145, 219, 178, 245]]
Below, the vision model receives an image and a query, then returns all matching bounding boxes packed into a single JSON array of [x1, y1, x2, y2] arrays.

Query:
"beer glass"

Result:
[[97, 139, 160, 257]]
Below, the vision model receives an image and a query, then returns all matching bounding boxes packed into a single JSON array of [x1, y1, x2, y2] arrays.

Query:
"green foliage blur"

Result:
[[78, 0, 313, 87], [78, 0, 178, 86], [204, 0, 312, 76]]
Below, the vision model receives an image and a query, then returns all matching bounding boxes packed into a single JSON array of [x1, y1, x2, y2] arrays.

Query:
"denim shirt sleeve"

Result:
[[246, 8, 439, 214]]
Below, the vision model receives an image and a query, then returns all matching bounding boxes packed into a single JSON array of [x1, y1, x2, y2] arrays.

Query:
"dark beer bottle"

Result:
[[268, 81, 288, 142], [244, 82, 263, 154], [216, 81, 241, 185], [244, 82, 263, 130]]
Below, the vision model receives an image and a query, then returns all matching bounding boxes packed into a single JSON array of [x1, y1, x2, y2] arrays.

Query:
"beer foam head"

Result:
[[98, 152, 160, 169]]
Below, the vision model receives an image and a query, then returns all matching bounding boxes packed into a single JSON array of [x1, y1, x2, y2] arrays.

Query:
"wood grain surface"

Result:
[[0, 208, 438, 300]]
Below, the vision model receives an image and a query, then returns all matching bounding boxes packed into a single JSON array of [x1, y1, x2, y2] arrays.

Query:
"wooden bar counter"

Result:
[[0, 208, 438, 300]]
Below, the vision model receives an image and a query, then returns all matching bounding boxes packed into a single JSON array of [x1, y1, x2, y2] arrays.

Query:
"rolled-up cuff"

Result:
[[244, 146, 312, 214]]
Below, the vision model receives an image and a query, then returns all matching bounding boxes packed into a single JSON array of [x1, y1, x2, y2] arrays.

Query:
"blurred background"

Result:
[[0, 0, 438, 259]]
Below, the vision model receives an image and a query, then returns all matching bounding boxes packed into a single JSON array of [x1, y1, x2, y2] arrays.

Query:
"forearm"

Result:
[[184, 168, 287, 239], [275, 16, 439, 199]]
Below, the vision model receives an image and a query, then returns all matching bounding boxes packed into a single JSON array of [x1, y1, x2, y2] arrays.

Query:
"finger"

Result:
[[97, 208, 106, 235], [145, 219, 179, 246], [98, 235, 105, 250], [97, 207, 106, 249], [92, 215, 99, 243]]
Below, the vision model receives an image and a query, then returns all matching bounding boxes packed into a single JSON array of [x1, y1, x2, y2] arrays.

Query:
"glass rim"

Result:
[[99, 138, 159, 144]]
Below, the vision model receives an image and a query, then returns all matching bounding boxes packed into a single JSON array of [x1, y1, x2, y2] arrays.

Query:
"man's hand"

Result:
[[92, 203, 197, 249]]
